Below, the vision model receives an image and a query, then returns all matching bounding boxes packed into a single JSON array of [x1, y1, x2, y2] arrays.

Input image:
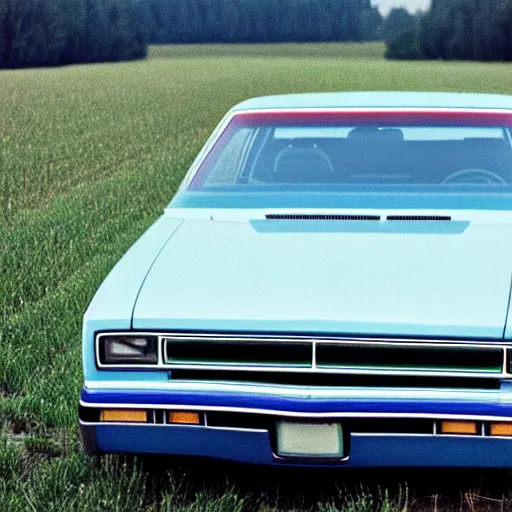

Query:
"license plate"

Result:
[[276, 422, 344, 458]]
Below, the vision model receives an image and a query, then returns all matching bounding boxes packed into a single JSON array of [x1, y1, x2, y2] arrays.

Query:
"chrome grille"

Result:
[[162, 335, 509, 379], [169, 370, 502, 389], [315, 343, 502, 374], [166, 338, 312, 368]]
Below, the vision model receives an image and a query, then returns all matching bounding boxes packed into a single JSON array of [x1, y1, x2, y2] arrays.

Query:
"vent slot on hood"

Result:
[[265, 214, 380, 221], [264, 214, 453, 222], [387, 215, 452, 222]]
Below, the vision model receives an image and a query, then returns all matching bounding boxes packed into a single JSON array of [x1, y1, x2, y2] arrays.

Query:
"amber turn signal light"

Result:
[[490, 423, 512, 436], [441, 421, 477, 435], [100, 409, 147, 422], [169, 411, 200, 424]]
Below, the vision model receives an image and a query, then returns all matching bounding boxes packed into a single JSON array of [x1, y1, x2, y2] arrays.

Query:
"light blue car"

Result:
[[80, 91, 512, 467]]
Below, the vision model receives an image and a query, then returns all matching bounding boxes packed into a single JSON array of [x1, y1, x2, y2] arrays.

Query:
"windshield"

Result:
[[188, 111, 512, 193]]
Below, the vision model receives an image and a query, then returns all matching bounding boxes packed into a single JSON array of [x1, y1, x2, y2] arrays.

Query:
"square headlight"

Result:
[[99, 335, 158, 365]]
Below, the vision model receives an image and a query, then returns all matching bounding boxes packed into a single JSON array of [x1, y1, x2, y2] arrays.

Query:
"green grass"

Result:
[[148, 41, 386, 59], [1, 42, 512, 510]]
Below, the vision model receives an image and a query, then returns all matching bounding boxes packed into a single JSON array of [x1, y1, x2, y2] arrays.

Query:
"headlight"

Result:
[[98, 335, 158, 365]]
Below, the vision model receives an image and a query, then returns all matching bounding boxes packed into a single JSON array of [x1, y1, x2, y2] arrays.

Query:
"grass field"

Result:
[[1, 42, 512, 511]]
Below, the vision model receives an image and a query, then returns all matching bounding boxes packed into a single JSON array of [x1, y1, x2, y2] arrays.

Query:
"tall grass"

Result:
[[1, 42, 512, 510]]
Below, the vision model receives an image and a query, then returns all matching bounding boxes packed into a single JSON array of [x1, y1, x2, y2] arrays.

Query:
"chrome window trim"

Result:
[[505, 126, 512, 148], [78, 400, 512, 423], [96, 331, 512, 378]]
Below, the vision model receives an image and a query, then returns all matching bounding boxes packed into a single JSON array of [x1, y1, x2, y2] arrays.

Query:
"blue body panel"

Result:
[[90, 425, 512, 467], [82, 216, 182, 382], [131, 218, 512, 339], [81, 387, 512, 418], [81, 385, 512, 467]]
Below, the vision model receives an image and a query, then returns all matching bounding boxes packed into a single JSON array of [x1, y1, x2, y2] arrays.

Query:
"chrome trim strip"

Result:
[[167, 367, 502, 378], [79, 420, 512, 439], [80, 420, 204, 429], [78, 417, 512, 439], [205, 425, 268, 433], [160, 332, 511, 347], [79, 419, 266, 433], [350, 433, 498, 438], [95, 332, 512, 378], [83, 380, 506, 398], [78, 401, 512, 422], [233, 108, 512, 115]]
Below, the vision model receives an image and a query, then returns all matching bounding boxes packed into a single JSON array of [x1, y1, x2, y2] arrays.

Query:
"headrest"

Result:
[[273, 145, 332, 182]]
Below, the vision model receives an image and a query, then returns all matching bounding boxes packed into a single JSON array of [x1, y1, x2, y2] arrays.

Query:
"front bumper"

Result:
[[80, 385, 512, 467]]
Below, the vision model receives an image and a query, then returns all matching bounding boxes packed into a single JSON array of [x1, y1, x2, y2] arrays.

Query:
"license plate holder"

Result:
[[276, 421, 344, 458]]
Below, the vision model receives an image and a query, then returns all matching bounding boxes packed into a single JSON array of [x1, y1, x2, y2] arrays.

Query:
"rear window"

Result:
[[189, 111, 512, 192]]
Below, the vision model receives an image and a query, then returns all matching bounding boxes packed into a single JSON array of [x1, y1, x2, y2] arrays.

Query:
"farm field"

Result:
[[1, 42, 512, 511]]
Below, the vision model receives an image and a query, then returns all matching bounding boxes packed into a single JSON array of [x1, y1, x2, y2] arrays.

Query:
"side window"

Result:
[[204, 128, 253, 186]]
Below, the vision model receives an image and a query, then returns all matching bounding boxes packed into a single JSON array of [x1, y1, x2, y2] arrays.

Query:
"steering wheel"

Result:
[[442, 168, 507, 185]]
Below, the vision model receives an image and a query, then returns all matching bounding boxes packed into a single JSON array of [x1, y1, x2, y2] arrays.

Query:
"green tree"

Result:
[[144, 0, 382, 44], [446, 0, 473, 59], [0, 0, 147, 68], [498, 0, 512, 59], [383, 7, 416, 45], [415, 0, 512, 61]]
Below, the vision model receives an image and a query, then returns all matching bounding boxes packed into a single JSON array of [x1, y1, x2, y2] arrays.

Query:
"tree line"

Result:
[[385, 0, 512, 61], [0, 0, 382, 68], [2, 0, 512, 68], [0, 0, 147, 68], [143, 0, 382, 44]]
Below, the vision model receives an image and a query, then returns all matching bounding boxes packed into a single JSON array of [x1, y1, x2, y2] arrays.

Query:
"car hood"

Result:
[[132, 217, 512, 339]]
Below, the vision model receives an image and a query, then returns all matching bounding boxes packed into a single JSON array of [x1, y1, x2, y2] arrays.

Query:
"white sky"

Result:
[[372, 0, 431, 15]]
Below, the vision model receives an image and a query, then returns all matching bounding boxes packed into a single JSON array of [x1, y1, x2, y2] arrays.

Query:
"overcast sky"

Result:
[[372, 0, 431, 15]]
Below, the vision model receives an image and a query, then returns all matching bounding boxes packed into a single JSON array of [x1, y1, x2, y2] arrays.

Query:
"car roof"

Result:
[[231, 91, 512, 112]]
